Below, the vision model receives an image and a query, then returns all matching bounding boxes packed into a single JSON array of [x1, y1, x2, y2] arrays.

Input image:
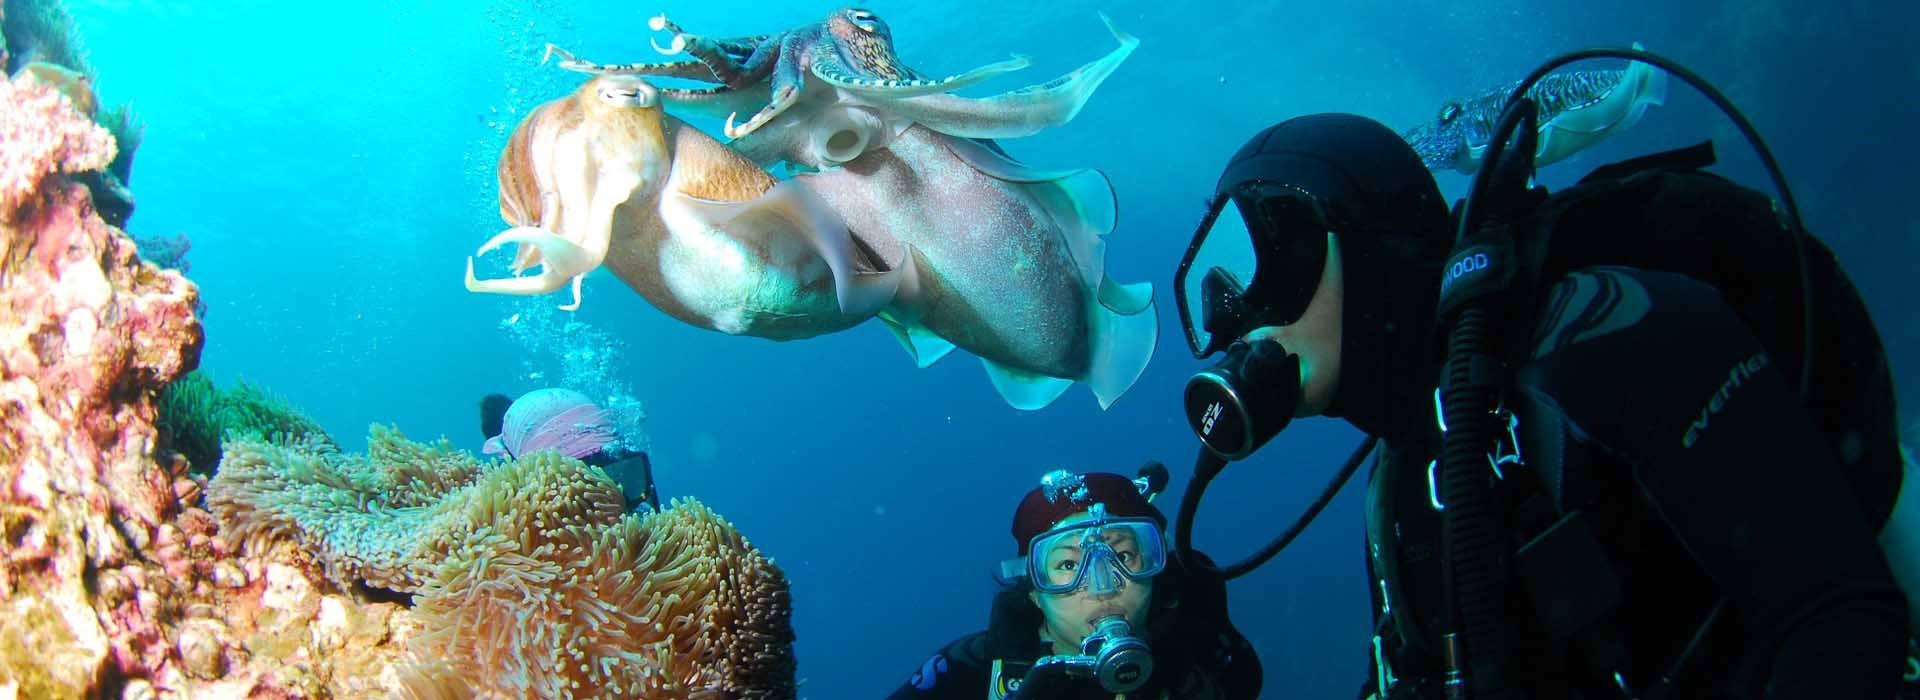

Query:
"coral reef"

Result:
[[0, 57, 514, 699], [0, 69, 114, 218], [3, 7, 793, 697], [0, 36, 216, 695], [155, 370, 334, 475], [1, 70, 794, 694], [3, 0, 143, 227], [131, 230, 189, 272], [210, 427, 798, 699]]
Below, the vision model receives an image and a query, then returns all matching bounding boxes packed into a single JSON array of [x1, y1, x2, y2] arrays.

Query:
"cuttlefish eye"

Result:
[[849, 8, 880, 32], [1438, 102, 1463, 123], [596, 76, 658, 108]]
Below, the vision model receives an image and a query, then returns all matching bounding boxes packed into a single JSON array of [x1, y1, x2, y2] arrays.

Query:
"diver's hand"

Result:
[[1007, 659, 1090, 699]]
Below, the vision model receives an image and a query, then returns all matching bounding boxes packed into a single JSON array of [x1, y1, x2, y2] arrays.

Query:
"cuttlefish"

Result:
[[546, 10, 1138, 172], [464, 72, 1156, 409], [796, 125, 1157, 410], [1402, 44, 1669, 174], [463, 74, 912, 339]]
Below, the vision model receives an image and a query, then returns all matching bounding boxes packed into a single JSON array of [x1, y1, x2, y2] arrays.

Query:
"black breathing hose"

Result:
[[1176, 436, 1379, 581], [1438, 46, 1818, 698], [1462, 47, 1814, 396], [1437, 306, 1513, 699]]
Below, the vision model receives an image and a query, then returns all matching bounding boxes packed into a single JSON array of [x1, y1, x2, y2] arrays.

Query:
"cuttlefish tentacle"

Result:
[[544, 44, 765, 106], [871, 12, 1138, 140], [544, 43, 717, 83], [661, 32, 764, 87], [811, 50, 1034, 98], [642, 14, 784, 89], [504, 190, 559, 275], [646, 14, 692, 56], [682, 34, 782, 89], [467, 160, 644, 310]]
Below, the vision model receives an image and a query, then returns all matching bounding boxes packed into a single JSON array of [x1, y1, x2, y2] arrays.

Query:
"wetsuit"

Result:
[[584, 447, 659, 513], [888, 630, 1259, 700], [1360, 264, 1909, 698], [890, 554, 1262, 699]]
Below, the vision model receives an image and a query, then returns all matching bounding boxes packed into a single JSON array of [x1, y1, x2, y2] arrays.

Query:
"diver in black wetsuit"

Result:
[[888, 469, 1262, 700], [1169, 112, 1910, 698]]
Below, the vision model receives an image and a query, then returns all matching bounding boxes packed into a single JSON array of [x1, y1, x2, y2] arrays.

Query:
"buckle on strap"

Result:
[[1428, 408, 1527, 512], [1373, 634, 1398, 694]]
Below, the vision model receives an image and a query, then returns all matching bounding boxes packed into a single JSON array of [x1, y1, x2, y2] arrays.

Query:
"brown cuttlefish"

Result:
[[464, 73, 913, 339]]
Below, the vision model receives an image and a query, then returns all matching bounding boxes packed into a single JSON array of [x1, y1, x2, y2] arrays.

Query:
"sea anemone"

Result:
[[154, 370, 335, 474], [208, 427, 797, 698]]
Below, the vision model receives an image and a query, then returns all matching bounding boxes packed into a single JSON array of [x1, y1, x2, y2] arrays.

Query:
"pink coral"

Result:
[[0, 26, 423, 699], [0, 50, 208, 695], [0, 71, 117, 219]]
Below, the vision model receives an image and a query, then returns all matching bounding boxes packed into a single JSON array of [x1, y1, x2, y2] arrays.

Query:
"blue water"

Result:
[[63, 0, 1917, 696]]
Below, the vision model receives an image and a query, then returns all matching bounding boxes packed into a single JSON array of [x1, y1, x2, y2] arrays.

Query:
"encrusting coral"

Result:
[[0, 29, 214, 694], [0, 68, 114, 218], [210, 426, 799, 699], [3, 0, 143, 227]]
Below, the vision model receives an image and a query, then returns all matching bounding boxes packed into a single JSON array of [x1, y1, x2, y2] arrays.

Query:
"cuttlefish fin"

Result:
[[982, 359, 1075, 411], [982, 282, 1154, 410], [883, 13, 1138, 139], [1535, 42, 1668, 167], [876, 308, 958, 368], [1086, 276, 1158, 409], [945, 133, 1157, 410], [665, 181, 905, 318]]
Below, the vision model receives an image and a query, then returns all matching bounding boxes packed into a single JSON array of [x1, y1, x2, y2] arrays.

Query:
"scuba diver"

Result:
[[479, 388, 660, 512], [889, 466, 1262, 699], [1168, 54, 1912, 699]]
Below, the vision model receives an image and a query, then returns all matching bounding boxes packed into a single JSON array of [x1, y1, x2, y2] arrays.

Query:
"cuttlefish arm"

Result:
[[465, 166, 639, 310], [467, 76, 666, 311], [807, 36, 1034, 99], [874, 13, 1138, 139]]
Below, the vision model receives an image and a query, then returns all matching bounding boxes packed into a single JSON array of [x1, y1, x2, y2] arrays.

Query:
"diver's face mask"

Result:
[[1174, 182, 1335, 459], [1174, 181, 1334, 359], [1002, 504, 1168, 596]]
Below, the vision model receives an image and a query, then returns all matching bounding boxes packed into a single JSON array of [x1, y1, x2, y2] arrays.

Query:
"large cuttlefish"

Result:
[[793, 125, 1156, 410], [464, 74, 912, 339], [546, 9, 1138, 172], [1402, 45, 1669, 174], [464, 68, 1156, 409], [534, 12, 1153, 409]]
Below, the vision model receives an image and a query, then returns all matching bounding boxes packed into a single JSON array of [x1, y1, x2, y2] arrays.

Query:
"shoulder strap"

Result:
[[1575, 140, 1717, 185]]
